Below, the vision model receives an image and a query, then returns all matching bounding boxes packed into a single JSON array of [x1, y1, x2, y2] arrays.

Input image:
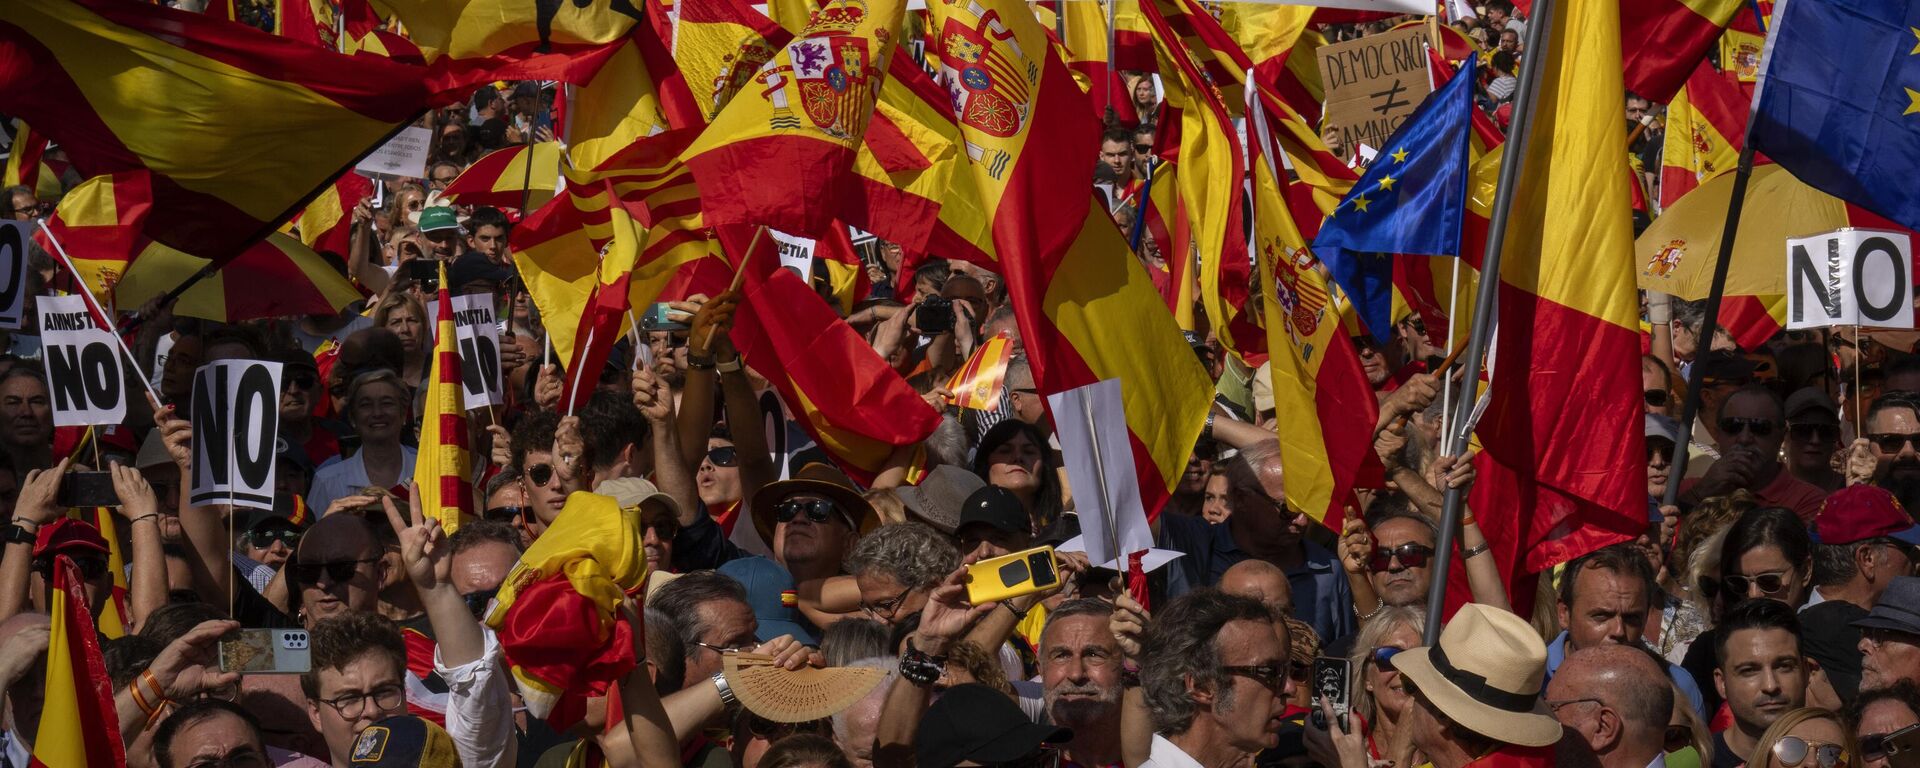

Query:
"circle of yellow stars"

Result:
[[1343, 146, 1408, 215], [1908, 28, 1920, 115]]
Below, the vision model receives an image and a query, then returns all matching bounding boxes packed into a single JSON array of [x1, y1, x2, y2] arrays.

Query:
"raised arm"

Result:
[[0, 458, 69, 623], [634, 366, 697, 527], [156, 400, 234, 610], [109, 461, 167, 632]]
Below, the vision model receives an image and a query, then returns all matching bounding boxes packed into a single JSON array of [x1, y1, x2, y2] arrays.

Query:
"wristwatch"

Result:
[[688, 354, 717, 371], [2, 523, 36, 546], [899, 639, 947, 687], [710, 672, 737, 708], [715, 356, 743, 374]]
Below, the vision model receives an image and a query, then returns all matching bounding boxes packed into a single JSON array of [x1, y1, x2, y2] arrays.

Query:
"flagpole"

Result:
[[35, 220, 169, 407], [1104, 0, 1118, 125], [1422, 0, 1558, 645]]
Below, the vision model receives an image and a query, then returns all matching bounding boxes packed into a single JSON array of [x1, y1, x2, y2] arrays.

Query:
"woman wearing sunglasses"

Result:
[[1750, 708, 1856, 768], [1682, 507, 1815, 715], [1345, 605, 1426, 766]]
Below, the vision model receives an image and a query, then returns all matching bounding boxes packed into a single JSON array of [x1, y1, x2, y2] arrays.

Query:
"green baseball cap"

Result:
[[416, 206, 462, 233]]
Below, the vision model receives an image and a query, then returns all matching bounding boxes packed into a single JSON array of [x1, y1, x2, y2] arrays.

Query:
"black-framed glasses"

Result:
[[1368, 543, 1435, 572], [292, 558, 379, 586], [1859, 724, 1919, 762], [524, 463, 555, 487], [1370, 646, 1402, 671], [1287, 660, 1310, 682], [1220, 663, 1290, 691], [248, 528, 301, 547], [462, 587, 498, 619], [483, 505, 526, 523], [1789, 423, 1840, 444], [1665, 724, 1695, 754], [691, 639, 755, 655], [860, 585, 915, 620], [1644, 389, 1670, 408], [1773, 736, 1849, 768], [1871, 433, 1920, 453], [775, 498, 845, 526], [283, 371, 318, 391], [1723, 569, 1791, 596], [705, 446, 738, 468], [315, 685, 405, 720], [1718, 416, 1777, 438]]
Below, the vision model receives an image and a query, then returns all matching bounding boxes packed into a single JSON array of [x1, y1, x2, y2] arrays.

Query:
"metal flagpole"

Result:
[[1105, 0, 1119, 124], [35, 220, 168, 407], [1421, 0, 1558, 645]]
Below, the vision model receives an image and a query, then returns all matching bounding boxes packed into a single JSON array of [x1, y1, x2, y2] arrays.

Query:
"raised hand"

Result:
[[382, 485, 450, 595]]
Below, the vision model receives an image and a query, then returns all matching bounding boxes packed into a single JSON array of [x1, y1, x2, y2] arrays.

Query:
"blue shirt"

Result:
[[1545, 631, 1708, 719], [1213, 532, 1356, 648]]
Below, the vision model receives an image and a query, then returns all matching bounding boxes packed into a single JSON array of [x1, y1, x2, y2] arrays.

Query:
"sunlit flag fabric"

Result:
[[1474, 0, 1647, 583], [681, 0, 907, 237], [36, 171, 151, 313], [365, 0, 645, 85], [0, 0, 431, 262], [111, 233, 364, 323], [415, 263, 473, 532], [926, 0, 1211, 518], [1057, 0, 1150, 122], [674, 0, 794, 123], [946, 331, 1016, 411], [1216, 3, 1320, 124], [565, 9, 703, 171], [441, 142, 562, 212], [3, 121, 62, 202], [33, 555, 125, 768], [296, 172, 376, 260], [1618, 0, 1743, 101], [1659, 60, 1749, 209], [1312, 58, 1477, 342], [1749, 0, 1920, 232]]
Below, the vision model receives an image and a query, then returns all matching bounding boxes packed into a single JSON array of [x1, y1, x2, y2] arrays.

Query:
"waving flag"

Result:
[[1313, 59, 1477, 342], [37, 171, 152, 312], [33, 555, 125, 768], [927, 0, 1212, 518], [1057, 0, 1151, 122], [1749, 0, 1920, 231], [441, 143, 562, 212], [1619, 0, 1743, 101], [113, 233, 365, 323], [3, 121, 61, 202], [675, 0, 794, 122], [566, 9, 703, 170], [1659, 61, 1749, 208], [0, 0, 430, 262], [1217, 3, 1319, 124], [415, 263, 473, 532], [365, 0, 642, 83], [295, 172, 375, 260]]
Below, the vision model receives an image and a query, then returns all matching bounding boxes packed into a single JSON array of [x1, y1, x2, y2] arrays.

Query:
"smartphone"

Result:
[[1884, 723, 1920, 768], [219, 629, 312, 674], [965, 546, 1058, 605], [56, 471, 119, 508], [1311, 656, 1353, 724], [640, 302, 689, 332], [916, 295, 954, 335], [403, 258, 439, 291]]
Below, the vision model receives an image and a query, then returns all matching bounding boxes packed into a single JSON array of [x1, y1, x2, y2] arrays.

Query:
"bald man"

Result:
[[287, 515, 390, 630], [1220, 559, 1293, 618], [1546, 644, 1674, 768]]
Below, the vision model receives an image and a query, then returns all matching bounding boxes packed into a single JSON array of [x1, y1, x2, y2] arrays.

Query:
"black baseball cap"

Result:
[[915, 683, 1070, 768], [957, 486, 1029, 537]]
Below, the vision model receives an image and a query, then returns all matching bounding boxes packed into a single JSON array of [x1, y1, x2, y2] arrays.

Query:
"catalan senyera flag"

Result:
[[441, 142, 562, 212], [721, 225, 942, 483], [675, 0, 794, 123], [36, 171, 152, 313], [927, 0, 1212, 517], [33, 555, 125, 768], [946, 331, 1015, 410], [1618, 0, 1743, 101], [1249, 93, 1377, 528], [1658, 60, 1749, 209], [295, 172, 374, 260], [682, 0, 905, 238], [415, 262, 473, 532], [0, 0, 430, 263], [3, 121, 62, 202], [1139, 0, 1257, 360], [1475, 0, 1647, 578], [113, 232, 365, 323]]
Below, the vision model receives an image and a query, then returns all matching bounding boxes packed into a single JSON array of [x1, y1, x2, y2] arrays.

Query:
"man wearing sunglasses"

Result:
[[1363, 506, 1439, 611], [1546, 544, 1707, 718], [273, 349, 338, 467], [1786, 389, 1846, 493], [748, 464, 879, 585], [1713, 600, 1810, 768], [238, 509, 305, 573], [1859, 396, 1920, 515], [508, 411, 573, 540], [281, 515, 389, 629], [1848, 682, 1920, 768], [1803, 487, 1920, 700], [1680, 386, 1827, 523], [1138, 591, 1292, 768], [1546, 644, 1676, 768]]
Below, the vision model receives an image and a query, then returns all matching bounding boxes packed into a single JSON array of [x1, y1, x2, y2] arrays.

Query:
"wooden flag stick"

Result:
[[693, 226, 767, 356]]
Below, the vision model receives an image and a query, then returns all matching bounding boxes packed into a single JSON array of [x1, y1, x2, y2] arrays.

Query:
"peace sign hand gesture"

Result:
[[382, 484, 451, 596]]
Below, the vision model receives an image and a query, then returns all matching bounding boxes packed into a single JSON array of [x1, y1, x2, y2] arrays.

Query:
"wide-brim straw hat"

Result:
[[1391, 603, 1564, 748]]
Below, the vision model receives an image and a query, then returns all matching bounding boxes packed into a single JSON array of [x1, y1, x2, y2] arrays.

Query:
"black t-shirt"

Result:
[[1713, 732, 1746, 768], [1801, 599, 1868, 700], [229, 565, 294, 628], [1682, 627, 1723, 715]]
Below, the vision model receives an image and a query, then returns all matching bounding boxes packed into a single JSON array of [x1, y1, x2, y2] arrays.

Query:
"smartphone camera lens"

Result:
[[1029, 554, 1057, 587], [996, 559, 1031, 587]]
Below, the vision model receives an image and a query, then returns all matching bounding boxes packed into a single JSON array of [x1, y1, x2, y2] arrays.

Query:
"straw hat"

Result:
[[722, 654, 885, 723], [1390, 603, 1563, 748]]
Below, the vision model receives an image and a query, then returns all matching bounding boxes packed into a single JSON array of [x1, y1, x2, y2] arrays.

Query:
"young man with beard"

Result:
[[1712, 599, 1809, 768], [1038, 600, 1126, 768], [1849, 395, 1920, 513]]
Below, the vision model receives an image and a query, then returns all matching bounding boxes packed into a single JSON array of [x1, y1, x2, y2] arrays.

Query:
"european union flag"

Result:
[[1750, 0, 1920, 232], [1313, 58, 1476, 342]]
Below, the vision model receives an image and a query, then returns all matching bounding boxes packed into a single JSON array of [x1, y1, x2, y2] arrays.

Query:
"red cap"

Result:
[[1815, 485, 1920, 546], [33, 518, 110, 559]]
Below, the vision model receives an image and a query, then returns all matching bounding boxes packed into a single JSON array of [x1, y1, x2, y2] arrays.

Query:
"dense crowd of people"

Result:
[[2, 2, 1913, 768]]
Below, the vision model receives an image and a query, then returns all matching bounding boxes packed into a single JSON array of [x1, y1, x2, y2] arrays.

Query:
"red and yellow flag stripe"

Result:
[[415, 262, 473, 532]]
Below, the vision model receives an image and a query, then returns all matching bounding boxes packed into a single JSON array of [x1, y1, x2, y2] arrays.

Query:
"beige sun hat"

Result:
[[1390, 603, 1564, 748]]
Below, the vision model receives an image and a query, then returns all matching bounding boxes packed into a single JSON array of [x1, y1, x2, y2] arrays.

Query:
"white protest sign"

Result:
[[1787, 229, 1914, 330], [355, 126, 433, 179], [429, 294, 504, 407], [0, 222, 30, 330], [189, 360, 282, 510], [1047, 378, 1155, 570], [37, 294, 124, 427], [769, 229, 816, 279]]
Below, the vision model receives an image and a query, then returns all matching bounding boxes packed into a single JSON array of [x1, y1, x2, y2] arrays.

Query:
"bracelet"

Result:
[[129, 513, 161, 526], [1358, 602, 1385, 622], [9, 518, 39, 532], [129, 676, 156, 715], [135, 670, 170, 715], [687, 354, 716, 370], [710, 672, 737, 707], [1003, 601, 1027, 620], [1462, 542, 1490, 559], [714, 356, 743, 375]]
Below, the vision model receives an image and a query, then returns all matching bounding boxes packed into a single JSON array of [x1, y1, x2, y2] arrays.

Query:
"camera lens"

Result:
[[996, 559, 1031, 587], [1029, 554, 1057, 587]]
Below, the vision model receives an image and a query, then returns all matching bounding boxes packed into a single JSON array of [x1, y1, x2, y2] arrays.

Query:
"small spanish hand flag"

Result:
[[945, 332, 1015, 411]]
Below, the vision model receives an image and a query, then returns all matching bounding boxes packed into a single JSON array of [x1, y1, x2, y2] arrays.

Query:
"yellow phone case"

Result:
[[965, 546, 1060, 605]]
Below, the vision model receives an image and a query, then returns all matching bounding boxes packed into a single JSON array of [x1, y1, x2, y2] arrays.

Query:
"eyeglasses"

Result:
[[691, 639, 755, 655], [283, 371, 317, 391], [1772, 736, 1849, 768], [1643, 389, 1670, 408], [483, 505, 526, 523], [315, 685, 406, 720], [292, 558, 379, 586], [462, 587, 498, 619], [1370, 646, 1403, 671], [1718, 416, 1777, 438], [1870, 433, 1920, 453], [1287, 660, 1310, 682], [524, 463, 556, 487], [705, 446, 738, 468], [1368, 543, 1435, 572], [1860, 724, 1919, 762], [775, 498, 846, 527], [1789, 423, 1840, 444], [1134, 143, 1152, 153], [1665, 724, 1695, 754], [1220, 663, 1290, 691], [248, 528, 301, 547], [859, 585, 915, 620], [1723, 569, 1792, 596]]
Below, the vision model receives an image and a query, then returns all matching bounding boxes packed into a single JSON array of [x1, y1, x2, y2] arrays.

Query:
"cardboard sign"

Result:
[[37, 294, 124, 427], [189, 360, 282, 510], [355, 126, 433, 179], [428, 294, 505, 407], [1315, 27, 1431, 157], [1787, 229, 1915, 330], [0, 222, 32, 330]]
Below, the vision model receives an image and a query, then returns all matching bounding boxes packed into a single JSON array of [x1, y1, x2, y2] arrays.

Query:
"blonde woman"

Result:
[[1749, 707, 1855, 768], [1348, 605, 1426, 763], [371, 291, 430, 391]]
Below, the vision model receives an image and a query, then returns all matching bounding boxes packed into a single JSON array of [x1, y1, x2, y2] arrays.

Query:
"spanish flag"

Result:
[[415, 263, 473, 532], [441, 143, 562, 212], [1056, 0, 1150, 123], [847, 51, 996, 267], [1475, 0, 1647, 576], [675, 0, 794, 123], [682, 0, 906, 238], [765, 0, 821, 36], [113, 232, 364, 324], [36, 171, 151, 313], [926, 0, 1212, 517], [1657, 60, 1747, 209], [32, 556, 125, 768], [0, 0, 430, 262], [1216, 3, 1319, 124], [276, 0, 342, 49], [296, 172, 375, 260], [946, 332, 1016, 411], [1618, 0, 1743, 101], [365, 0, 638, 66], [566, 8, 702, 172], [3, 121, 61, 202]]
